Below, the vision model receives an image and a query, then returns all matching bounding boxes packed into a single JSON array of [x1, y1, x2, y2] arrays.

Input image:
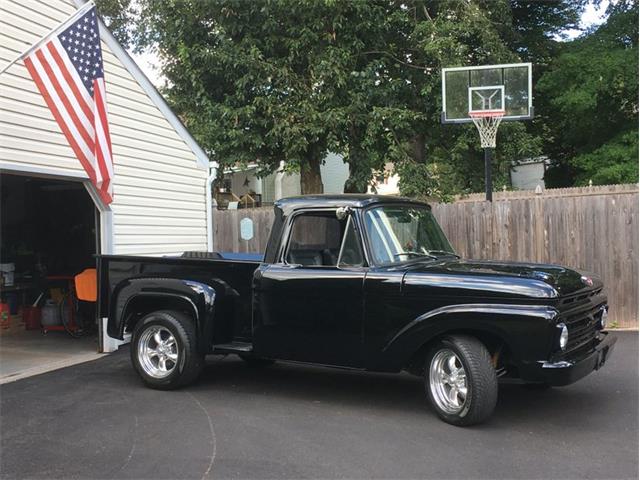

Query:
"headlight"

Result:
[[600, 306, 608, 329], [557, 323, 569, 351]]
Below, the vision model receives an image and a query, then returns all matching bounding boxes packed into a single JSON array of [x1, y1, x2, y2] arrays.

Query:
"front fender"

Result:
[[108, 277, 216, 352], [376, 303, 560, 371]]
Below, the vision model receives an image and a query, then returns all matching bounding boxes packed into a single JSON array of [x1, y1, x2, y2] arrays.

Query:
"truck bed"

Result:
[[98, 253, 262, 344]]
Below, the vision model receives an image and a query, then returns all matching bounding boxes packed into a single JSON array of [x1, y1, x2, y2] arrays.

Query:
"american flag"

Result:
[[23, 5, 114, 204]]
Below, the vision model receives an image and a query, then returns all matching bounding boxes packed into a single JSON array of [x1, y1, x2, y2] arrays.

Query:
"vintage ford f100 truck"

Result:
[[99, 195, 616, 425]]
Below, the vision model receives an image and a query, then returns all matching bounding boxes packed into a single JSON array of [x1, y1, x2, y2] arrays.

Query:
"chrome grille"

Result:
[[563, 304, 604, 355], [560, 287, 602, 306]]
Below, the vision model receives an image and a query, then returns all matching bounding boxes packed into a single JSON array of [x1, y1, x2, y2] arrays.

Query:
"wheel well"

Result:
[[122, 295, 197, 335], [404, 329, 514, 376]]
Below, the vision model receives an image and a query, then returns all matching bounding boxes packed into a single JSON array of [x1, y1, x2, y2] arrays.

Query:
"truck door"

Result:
[[254, 209, 366, 367]]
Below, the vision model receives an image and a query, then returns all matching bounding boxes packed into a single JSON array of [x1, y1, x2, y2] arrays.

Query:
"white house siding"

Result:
[[0, 0, 208, 256], [320, 153, 348, 194], [279, 171, 301, 198], [260, 172, 276, 203], [278, 154, 348, 196]]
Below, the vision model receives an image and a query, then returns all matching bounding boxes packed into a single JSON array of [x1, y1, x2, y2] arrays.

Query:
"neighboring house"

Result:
[[368, 162, 400, 196], [0, 0, 213, 352], [224, 153, 402, 203], [511, 156, 549, 190], [224, 153, 349, 203], [228, 153, 551, 201]]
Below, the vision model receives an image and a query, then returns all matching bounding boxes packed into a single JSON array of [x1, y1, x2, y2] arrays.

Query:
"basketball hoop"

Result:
[[442, 63, 533, 202], [469, 110, 505, 149]]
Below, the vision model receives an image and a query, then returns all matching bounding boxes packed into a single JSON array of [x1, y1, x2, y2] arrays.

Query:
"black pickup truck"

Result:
[[99, 194, 616, 425]]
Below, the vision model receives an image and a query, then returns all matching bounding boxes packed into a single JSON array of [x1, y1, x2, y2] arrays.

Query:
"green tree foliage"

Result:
[[98, 0, 621, 197], [94, 0, 136, 48], [345, 1, 544, 197], [507, 0, 586, 65], [116, 0, 362, 193], [536, 1, 639, 187]]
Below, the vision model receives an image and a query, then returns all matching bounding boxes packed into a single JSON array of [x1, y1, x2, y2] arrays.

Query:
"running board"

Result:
[[213, 342, 253, 354]]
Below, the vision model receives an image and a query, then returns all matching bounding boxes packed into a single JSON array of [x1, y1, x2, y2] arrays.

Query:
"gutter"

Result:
[[206, 161, 218, 251]]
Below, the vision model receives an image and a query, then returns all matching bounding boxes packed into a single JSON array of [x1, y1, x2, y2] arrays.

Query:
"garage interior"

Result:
[[0, 173, 101, 382]]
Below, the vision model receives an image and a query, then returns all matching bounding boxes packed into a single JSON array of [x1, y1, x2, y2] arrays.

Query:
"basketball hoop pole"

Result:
[[469, 111, 503, 202], [484, 148, 493, 202]]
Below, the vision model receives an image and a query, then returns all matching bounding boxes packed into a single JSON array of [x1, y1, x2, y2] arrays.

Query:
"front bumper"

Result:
[[521, 332, 617, 386]]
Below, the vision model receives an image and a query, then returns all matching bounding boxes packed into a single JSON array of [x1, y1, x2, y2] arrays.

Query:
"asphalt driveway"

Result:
[[1, 332, 637, 479]]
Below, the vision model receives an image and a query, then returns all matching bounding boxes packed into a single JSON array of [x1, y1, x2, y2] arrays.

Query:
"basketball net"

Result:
[[469, 110, 504, 149]]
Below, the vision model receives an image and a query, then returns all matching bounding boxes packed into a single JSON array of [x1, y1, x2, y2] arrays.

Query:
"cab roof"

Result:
[[274, 194, 429, 214]]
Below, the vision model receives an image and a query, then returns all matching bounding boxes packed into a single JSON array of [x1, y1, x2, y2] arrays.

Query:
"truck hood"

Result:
[[401, 258, 600, 300]]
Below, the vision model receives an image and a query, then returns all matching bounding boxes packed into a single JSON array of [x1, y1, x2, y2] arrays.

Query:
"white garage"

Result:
[[0, 0, 214, 365]]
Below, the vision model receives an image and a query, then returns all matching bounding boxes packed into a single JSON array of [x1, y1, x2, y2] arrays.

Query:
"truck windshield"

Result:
[[363, 205, 456, 265]]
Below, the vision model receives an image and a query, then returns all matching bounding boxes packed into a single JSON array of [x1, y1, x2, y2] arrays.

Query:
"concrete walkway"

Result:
[[0, 329, 103, 384]]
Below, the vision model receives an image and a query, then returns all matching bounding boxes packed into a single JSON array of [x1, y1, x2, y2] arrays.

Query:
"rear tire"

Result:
[[131, 310, 204, 390], [425, 335, 498, 426]]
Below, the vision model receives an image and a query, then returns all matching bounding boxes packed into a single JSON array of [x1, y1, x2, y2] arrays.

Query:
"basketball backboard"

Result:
[[441, 63, 533, 124]]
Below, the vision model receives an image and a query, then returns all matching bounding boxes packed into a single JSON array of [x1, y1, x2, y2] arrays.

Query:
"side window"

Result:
[[338, 217, 364, 267], [285, 212, 343, 267]]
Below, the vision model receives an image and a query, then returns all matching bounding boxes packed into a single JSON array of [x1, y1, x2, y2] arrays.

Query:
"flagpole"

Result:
[[0, 0, 95, 76]]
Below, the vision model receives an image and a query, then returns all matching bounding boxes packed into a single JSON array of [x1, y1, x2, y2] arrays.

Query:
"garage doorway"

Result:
[[0, 173, 102, 382]]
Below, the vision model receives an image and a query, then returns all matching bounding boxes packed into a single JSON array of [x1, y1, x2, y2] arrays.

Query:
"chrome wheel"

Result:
[[429, 349, 468, 415], [137, 326, 179, 379]]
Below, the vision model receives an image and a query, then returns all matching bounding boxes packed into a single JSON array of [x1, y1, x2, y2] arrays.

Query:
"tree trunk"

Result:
[[344, 124, 370, 193], [300, 149, 324, 194], [344, 158, 369, 193], [344, 171, 364, 193], [411, 133, 426, 164]]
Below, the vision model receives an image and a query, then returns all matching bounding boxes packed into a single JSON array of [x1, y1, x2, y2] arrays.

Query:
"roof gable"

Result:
[[72, 0, 210, 170]]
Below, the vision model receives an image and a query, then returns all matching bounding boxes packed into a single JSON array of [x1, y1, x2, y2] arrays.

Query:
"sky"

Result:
[[130, 3, 611, 89], [131, 49, 162, 87], [563, 1, 610, 39]]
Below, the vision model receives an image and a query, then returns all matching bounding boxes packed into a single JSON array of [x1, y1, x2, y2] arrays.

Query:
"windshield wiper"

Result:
[[426, 250, 461, 259]]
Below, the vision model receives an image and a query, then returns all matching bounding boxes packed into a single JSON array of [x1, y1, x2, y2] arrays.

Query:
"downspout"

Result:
[[206, 161, 218, 252]]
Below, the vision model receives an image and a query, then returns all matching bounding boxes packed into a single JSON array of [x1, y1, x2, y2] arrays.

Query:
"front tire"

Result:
[[425, 335, 497, 426], [131, 310, 204, 390]]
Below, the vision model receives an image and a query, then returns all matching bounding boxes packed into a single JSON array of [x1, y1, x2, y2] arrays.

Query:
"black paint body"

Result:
[[99, 195, 616, 385]]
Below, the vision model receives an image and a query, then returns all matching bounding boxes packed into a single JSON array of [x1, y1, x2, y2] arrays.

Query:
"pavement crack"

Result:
[[110, 414, 138, 477], [187, 391, 217, 480]]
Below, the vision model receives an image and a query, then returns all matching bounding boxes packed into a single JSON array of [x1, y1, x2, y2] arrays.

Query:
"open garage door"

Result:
[[0, 173, 103, 382]]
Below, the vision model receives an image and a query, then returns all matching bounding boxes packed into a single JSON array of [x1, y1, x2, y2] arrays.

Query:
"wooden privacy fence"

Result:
[[431, 185, 638, 329], [213, 184, 639, 328], [213, 207, 275, 254]]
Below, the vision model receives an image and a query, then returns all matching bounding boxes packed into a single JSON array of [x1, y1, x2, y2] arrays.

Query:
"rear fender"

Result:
[[377, 304, 560, 371], [108, 278, 216, 352]]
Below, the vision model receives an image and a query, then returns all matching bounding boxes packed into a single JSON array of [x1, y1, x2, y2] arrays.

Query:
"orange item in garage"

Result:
[[75, 268, 97, 302]]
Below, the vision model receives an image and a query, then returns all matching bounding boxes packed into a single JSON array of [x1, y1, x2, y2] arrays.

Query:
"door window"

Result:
[[285, 211, 363, 268]]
